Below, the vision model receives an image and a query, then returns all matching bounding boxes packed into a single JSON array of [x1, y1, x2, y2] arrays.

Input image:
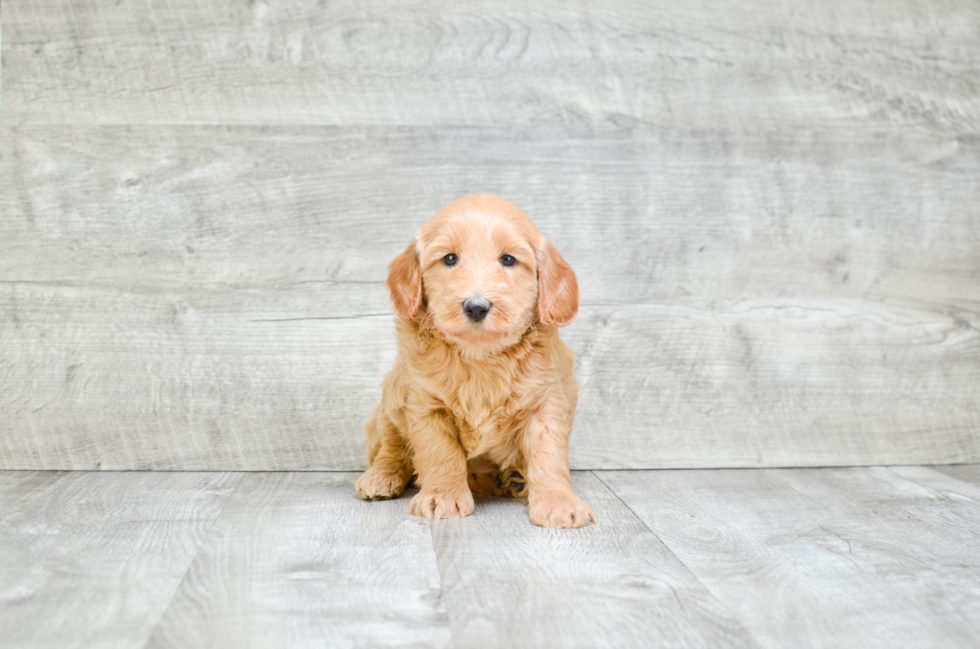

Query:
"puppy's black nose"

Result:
[[463, 296, 491, 323]]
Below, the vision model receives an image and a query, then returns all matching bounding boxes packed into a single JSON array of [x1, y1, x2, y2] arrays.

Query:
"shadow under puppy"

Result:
[[356, 194, 597, 528]]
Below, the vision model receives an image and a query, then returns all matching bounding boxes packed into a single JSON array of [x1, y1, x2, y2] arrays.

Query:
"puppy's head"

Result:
[[387, 194, 578, 352]]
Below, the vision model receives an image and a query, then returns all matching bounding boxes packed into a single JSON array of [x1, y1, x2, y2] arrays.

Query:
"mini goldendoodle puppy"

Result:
[[356, 194, 596, 528]]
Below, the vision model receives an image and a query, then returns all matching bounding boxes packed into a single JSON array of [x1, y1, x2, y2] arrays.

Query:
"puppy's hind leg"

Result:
[[467, 457, 528, 498], [356, 412, 413, 501]]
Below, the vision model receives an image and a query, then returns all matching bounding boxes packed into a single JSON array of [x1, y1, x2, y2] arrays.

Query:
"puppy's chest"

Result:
[[443, 373, 519, 453]]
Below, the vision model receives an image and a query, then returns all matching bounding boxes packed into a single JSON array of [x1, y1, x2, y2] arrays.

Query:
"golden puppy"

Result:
[[355, 194, 597, 528]]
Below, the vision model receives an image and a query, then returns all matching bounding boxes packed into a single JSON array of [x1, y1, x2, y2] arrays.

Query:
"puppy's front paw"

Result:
[[528, 490, 597, 528], [407, 488, 475, 519], [356, 466, 409, 501]]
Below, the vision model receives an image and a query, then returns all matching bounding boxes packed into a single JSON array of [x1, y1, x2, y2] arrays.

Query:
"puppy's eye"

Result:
[[443, 253, 459, 267], [500, 255, 516, 267]]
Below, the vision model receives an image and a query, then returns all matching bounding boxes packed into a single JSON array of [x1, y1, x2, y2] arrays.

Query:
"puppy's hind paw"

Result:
[[356, 467, 409, 501], [503, 469, 527, 498], [407, 488, 475, 519], [468, 468, 527, 498]]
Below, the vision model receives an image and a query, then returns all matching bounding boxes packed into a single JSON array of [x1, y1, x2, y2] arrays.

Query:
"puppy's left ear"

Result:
[[536, 238, 579, 327], [387, 238, 423, 321]]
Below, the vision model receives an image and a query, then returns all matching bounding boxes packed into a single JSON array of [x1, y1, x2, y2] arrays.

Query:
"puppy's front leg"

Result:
[[406, 408, 474, 519], [523, 408, 597, 529]]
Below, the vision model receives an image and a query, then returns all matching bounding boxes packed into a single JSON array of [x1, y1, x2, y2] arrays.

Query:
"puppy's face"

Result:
[[387, 194, 579, 354], [419, 211, 539, 349]]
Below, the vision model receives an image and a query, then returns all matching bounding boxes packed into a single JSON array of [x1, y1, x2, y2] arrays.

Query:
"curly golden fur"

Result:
[[355, 194, 597, 528]]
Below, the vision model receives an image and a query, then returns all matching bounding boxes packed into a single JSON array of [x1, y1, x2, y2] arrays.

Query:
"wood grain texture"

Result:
[[430, 471, 757, 648], [4, 0, 980, 129], [599, 467, 980, 649], [0, 471, 241, 649], [145, 472, 451, 649], [1, 124, 977, 469]]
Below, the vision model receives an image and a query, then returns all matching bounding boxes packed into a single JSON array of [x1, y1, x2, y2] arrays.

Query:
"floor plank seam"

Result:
[[423, 518, 454, 648], [591, 470, 773, 648], [590, 473, 737, 588], [137, 472, 246, 649], [590, 470, 670, 538]]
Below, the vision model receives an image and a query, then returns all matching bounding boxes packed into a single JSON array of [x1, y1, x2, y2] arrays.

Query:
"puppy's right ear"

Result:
[[386, 238, 423, 321]]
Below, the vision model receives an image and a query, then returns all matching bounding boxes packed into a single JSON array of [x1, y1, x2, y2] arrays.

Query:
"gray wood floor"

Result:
[[2, 466, 979, 648]]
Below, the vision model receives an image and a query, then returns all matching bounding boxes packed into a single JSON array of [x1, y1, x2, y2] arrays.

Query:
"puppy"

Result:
[[355, 194, 597, 528]]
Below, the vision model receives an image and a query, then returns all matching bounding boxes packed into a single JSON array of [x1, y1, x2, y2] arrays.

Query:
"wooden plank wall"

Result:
[[1, 0, 978, 470]]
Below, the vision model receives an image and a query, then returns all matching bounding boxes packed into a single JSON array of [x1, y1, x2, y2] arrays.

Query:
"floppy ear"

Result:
[[386, 238, 423, 321], [536, 238, 579, 327]]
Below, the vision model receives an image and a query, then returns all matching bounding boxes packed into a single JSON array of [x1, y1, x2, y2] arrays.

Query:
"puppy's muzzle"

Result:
[[463, 296, 492, 323]]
